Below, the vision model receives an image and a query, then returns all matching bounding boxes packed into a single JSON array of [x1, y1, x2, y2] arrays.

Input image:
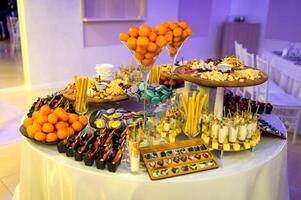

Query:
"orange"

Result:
[[147, 42, 157, 52], [57, 128, 70, 139], [40, 105, 51, 116], [182, 30, 189, 39], [55, 121, 69, 130], [165, 34, 173, 43], [173, 36, 182, 42], [58, 111, 69, 122], [169, 47, 177, 56], [37, 115, 48, 125], [173, 42, 182, 48], [128, 27, 139, 37], [43, 123, 54, 133], [46, 132, 58, 142], [137, 37, 149, 47], [67, 127, 75, 136], [126, 37, 137, 50], [163, 22, 170, 28], [78, 116, 88, 125], [54, 107, 65, 115], [184, 28, 192, 36], [179, 21, 188, 29], [168, 22, 178, 30], [48, 113, 58, 124], [23, 118, 33, 128], [32, 122, 42, 133], [154, 24, 167, 35], [68, 113, 79, 124], [173, 28, 183, 37], [32, 111, 40, 120], [135, 52, 144, 60], [142, 58, 153, 66], [155, 35, 167, 47], [34, 131, 46, 142], [119, 32, 129, 42], [72, 121, 83, 132], [26, 125, 36, 138], [136, 46, 147, 54], [138, 24, 151, 37], [145, 52, 155, 59], [149, 31, 157, 42]]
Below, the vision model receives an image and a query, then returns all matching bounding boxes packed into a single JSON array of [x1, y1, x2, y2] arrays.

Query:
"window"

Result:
[[82, 0, 145, 22]]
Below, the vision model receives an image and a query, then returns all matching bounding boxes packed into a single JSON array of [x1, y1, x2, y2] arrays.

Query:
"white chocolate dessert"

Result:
[[201, 112, 261, 151]]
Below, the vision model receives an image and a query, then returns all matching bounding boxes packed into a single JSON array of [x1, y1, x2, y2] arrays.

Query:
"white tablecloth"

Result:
[[263, 51, 301, 100], [14, 117, 289, 200]]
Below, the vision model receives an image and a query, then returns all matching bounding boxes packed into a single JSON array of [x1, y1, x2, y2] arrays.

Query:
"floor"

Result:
[[0, 40, 23, 89], [0, 87, 300, 200]]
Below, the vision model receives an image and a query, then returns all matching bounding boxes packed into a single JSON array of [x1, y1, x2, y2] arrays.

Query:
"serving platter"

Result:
[[20, 125, 58, 145], [63, 92, 128, 104], [140, 138, 219, 180], [174, 66, 268, 88]]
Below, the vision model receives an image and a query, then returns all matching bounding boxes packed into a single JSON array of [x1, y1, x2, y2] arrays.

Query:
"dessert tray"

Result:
[[140, 138, 218, 180], [174, 66, 268, 88]]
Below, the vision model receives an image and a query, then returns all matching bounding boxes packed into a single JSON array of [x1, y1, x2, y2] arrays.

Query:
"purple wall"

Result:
[[178, 0, 212, 37], [265, 0, 301, 42]]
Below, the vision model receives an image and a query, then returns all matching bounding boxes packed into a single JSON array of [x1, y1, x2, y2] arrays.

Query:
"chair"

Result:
[[251, 55, 301, 143], [236, 49, 256, 99], [234, 41, 244, 61]]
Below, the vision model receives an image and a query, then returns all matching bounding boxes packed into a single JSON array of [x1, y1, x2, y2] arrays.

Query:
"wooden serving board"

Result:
[[174, 66, 268, 88], [161, 71, 183, 81], [140, 138, 219, 180], [63, 92, 128, 104]]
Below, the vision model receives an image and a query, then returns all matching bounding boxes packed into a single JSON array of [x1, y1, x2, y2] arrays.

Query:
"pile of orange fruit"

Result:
[[22, 105, 88, 143], [161, 21, 192, 57], [119, 21, 192, 68]]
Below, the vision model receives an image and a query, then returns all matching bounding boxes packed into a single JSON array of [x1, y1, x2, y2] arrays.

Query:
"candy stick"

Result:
[[191, 92, 197, 134], [188, 97, 193, 135], [185, 97, 191, 134], [195, 91, 201, 122]]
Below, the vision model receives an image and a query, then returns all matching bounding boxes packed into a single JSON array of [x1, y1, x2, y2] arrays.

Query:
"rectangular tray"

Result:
[[140, 138, 219, 180]]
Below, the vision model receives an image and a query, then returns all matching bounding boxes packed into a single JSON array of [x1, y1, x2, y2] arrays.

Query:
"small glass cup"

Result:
[[130, 142, 140, 174]]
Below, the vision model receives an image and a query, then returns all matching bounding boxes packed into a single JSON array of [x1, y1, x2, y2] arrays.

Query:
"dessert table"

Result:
[[13, 114, 289, 200]]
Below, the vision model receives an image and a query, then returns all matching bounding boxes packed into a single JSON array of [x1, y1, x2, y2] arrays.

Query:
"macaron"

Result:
[[139, 82, 145, 91], [112, 121, 121, 129], [113, 112, 122, 120], [94, 119, 106, 129], [151, 96, 161, 105], [106, 108, 115, 114], [155, 85, 164, 92]]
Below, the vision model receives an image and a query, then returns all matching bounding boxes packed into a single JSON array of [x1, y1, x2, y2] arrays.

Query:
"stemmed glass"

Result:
[[121, 42, 164, 130]]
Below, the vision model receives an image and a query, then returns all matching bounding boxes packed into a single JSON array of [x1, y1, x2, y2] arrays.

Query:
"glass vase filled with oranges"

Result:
[[163, 21, 192, 88], [119, 23, 168, 129]]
